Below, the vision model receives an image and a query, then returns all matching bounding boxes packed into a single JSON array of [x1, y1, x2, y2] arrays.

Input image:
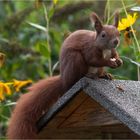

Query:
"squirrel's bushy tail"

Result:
[[7, 76, 64, 139]]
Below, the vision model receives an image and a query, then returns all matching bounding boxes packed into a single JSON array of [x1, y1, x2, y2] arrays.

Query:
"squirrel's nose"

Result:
[[114, 39, 118, 46]]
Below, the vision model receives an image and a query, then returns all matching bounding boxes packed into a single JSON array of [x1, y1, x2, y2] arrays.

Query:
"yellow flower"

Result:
[[118, 13, 138, 31], [0, 79, 32, 101], [13, 79, 32, 92], [0, 81, 12, 101], [53, 0, 58, 5]]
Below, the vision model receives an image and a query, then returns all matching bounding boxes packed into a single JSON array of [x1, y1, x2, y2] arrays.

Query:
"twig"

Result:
[[0, 41, 39, 56], [52, 1, 94, 20], [1, 6, 35, 32]]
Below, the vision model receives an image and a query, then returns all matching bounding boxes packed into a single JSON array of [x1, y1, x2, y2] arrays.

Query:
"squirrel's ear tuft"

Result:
[[114, 11, 119, 28], [90, 12, 103, 33]]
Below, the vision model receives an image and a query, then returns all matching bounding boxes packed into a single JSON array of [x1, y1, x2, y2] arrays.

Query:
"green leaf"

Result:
[[121, 56, 140, 67], [4, 102, 17, 107], [38, 42, 50, 59], [48, 7, 55, 19], [27, 21, 47, 32], [0, 114, 9, 120], [0, 37, 9, 43]]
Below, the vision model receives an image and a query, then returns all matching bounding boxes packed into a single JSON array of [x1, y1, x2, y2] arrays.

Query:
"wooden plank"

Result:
[[60, 95, 120, 128], [42, 91, 121, 129], [38, 126, 102, 139], [38, 124, 140, 139], [45, 91, 88, 128], [101, 124, 140, 139], [45, 91, 120, 129]]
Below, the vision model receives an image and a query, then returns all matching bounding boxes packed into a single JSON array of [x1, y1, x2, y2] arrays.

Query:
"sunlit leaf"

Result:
[[122, 56, 140, 67], [27, 21, 47, 32], [52, 61, 59, 73], [0, 37, 9, 43], [131, 6, 140, 11], [4, 102, 17, 106]]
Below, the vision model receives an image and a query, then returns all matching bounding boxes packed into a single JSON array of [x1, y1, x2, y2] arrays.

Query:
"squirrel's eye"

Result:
[[101, 32, 106, 38]]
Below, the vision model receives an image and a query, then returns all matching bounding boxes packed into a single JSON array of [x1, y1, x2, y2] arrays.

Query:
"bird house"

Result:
[[37, 78, 140, 139]]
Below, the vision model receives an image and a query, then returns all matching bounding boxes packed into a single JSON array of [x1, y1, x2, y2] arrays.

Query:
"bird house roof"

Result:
[[37, 77, 140, 136]]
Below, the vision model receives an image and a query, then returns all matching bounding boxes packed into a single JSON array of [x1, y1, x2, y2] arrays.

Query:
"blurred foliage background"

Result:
[[0, 0, 140, 138]]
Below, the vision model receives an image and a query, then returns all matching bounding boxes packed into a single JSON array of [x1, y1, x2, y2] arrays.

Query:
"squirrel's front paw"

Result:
[[115, 58, 123, 67], [107, 59, 118, 68], [99, 72, 114, 80], [86, 73, 99, 79]]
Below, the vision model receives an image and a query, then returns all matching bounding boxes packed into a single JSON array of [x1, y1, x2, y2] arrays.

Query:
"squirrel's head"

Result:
[[90, 12, 120, 50]]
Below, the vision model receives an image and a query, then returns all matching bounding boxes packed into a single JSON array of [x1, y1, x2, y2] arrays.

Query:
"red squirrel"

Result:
[[7, 12, 122, 139]]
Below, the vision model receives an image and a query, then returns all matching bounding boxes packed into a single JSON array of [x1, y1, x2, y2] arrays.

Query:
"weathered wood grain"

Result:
[[45, 91, 88, 128], [38, 92, 140, 139], [60, 93, 120, 128]]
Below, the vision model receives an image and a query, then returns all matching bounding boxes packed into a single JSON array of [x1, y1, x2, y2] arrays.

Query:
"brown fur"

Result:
[[7, 76, 65, 139], [7, 12, 122, 139]]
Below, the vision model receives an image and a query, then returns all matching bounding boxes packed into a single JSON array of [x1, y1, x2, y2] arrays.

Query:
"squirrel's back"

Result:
[[62, 30, 96, 50]]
